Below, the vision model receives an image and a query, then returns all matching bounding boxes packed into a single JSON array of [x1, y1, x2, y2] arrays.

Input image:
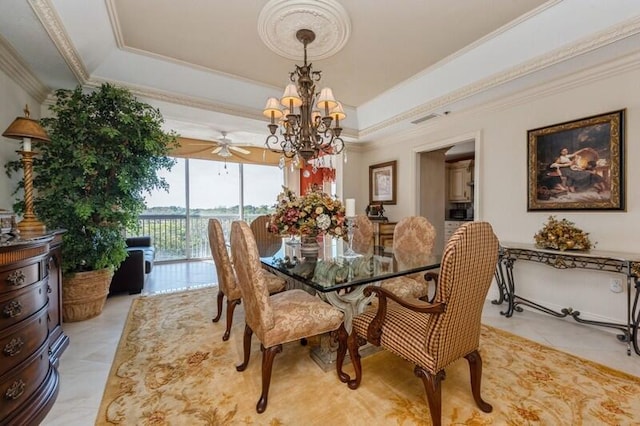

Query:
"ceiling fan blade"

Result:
[[211, 146, 223, 154], [229, 146, 251, 155], [190, 141, 218, 147]]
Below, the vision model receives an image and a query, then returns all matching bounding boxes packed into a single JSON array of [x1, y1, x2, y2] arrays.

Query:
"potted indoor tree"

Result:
[[32, 83, 176, 321]]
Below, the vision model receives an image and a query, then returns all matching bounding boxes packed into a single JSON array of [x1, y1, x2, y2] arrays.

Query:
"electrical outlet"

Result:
[[609, 278, 623, 293]]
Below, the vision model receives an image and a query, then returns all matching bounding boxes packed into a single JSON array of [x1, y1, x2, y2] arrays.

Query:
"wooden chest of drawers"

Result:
[[0, 233, 68, 425]]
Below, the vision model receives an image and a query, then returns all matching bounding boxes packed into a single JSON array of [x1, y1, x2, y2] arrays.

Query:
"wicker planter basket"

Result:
[[62, 268, 114, 322]]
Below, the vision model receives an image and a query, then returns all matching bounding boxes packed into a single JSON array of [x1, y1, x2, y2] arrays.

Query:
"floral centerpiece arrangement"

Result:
[[268, 186, 346, 238], [534, 216, 593, 251]]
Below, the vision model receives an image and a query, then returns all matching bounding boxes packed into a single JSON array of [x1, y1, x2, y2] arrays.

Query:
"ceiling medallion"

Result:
[[257, 0, 351, 60]]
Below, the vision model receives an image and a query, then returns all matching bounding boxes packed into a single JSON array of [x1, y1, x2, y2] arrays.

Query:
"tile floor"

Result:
[[40, 261, 640, 425]]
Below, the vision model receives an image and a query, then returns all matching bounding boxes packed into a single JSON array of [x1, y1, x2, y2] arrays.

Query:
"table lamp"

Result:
[[2, 105, 50, 234]]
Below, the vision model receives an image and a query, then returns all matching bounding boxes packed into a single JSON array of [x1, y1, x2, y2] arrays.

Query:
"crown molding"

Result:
[[0, 35, 50, 102], [358, 15, 640, 139], [86, 76, 261, 121], [363, 47, 640, 152], [29, 0, 88, 84], [393, 0, 562, 95], [30, 0, 639, 144], [104, 0, 125, 49], [462, 49, 640, 118], [85, 74, 353, 140]]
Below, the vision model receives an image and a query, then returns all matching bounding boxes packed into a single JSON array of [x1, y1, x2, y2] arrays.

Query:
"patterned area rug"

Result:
[[96, 287, 640, 425]]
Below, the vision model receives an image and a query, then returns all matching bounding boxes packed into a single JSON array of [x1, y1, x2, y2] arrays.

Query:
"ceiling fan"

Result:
[[196, 131, 252, 158]]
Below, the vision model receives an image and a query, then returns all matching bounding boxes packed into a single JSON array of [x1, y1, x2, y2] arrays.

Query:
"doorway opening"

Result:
[[416, 132, 479, 255]]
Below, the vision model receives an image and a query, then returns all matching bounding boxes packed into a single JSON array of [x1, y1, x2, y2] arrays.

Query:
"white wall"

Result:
[[0, 68, 42, 212], [340, 146, 365, 214], [349, 62, 640, 324]]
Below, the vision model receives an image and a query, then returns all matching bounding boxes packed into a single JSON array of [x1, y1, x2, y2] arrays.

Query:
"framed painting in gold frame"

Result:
[[527, 109, 625, 211]]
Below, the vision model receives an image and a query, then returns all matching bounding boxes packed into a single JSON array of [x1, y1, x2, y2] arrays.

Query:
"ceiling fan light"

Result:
[[217, 145, 232, 157], [316, 87, 337, 111], [281, 84, 302, 108]]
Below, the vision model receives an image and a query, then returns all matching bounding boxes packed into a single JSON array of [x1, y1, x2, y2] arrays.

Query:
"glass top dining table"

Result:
[[259, 235, 442, 294]]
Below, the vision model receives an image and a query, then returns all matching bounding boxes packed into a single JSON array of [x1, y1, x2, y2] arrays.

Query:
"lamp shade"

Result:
[[281, 83, 302, 108], [329, 102, 346, 121], [3, 107, 50, 142], [316, 87, 337, 110], [263, 97, 284, 119]]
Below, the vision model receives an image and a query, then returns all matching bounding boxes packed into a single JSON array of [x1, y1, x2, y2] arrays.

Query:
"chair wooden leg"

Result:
[[222, 298, 240, 341], [212, 290, 225, 322], [335, 323, 350, 383], [346, 333, 365, 390], [465, 350, 492, 413], [415, 367, 445, 426], [236, 324, 253, 372], [257, 344, 282, 413]]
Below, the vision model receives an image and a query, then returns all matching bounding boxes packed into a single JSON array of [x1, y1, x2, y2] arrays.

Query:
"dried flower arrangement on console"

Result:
[[534, 215, 593, 251]]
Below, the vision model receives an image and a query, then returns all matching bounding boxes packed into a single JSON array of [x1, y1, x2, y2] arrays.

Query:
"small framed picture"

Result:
[[369, 160, 397, 205], [527, 110, 625, 211]]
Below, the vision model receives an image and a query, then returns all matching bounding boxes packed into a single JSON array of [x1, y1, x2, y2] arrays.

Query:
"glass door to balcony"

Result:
[[133, 157, 283, 262]]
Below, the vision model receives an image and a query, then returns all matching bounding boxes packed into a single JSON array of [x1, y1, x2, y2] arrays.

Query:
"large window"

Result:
[[133, 158, 283, 261], [243, 163, 283, 222]]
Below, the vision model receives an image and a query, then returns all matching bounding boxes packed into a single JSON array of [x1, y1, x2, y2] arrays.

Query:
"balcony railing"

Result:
[[127, 214, 262, 261]]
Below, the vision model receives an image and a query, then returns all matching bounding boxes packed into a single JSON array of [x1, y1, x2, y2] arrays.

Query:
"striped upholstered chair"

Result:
[[336, 221, 498, 426], [379, 216, 437, 300], [208, 218, 285, 341], [230, 221, 345, 413]]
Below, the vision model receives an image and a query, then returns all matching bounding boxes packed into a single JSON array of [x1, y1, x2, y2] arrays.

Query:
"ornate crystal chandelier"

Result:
[[263, 29, 346, 164]]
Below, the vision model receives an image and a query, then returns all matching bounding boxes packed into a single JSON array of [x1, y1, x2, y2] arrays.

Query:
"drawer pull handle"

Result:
[[6, 270, 25, 286], [4, 379, 25, 400], [3, 301, 23, 318], [3, 337, 24, 357]]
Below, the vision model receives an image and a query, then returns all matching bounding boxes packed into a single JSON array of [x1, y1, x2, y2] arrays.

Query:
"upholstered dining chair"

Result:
[[208, 218, 286, 341], [379, 215, 437, 300], [336, 221, 499, 426], [230, 220, 346, 413], [352, 214, 374, 255], [249, 214, 282, 257]]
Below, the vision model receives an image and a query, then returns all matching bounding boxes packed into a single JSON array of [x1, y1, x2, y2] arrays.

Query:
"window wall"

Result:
[[132, 158, 283, 261]]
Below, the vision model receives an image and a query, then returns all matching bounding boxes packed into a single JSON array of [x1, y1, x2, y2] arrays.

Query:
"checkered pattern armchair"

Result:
[[208, 218, 285, 341], [336, 221, 499, 426]]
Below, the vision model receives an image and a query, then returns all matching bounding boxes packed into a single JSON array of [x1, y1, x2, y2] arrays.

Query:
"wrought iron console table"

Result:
[[494, 242, 640, 356]]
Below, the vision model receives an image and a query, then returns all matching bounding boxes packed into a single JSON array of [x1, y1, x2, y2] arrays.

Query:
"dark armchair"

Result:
[[109, 236, 155, 295]]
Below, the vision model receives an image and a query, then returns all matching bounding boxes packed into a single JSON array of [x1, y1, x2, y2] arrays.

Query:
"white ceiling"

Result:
[[1, 0, 640, 147]]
